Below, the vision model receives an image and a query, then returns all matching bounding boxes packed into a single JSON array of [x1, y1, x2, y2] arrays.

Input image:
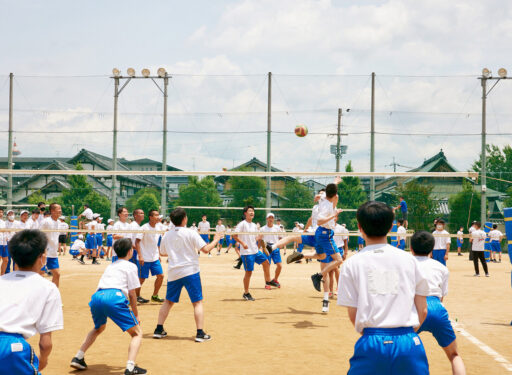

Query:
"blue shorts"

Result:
[[300, 234, 316, 248], [432, 249, 446, 266], [166, 272, 203, 303], [0, 332, 40, 375], [218, 238, 224, 246], [46, 257, 59, 270], [491, 241, 501, 252], [320, 247, 343, 263], [399, 239, 406, 250], [348, 327, 429, 375], [89, 289, 138, 331], [200, 234, 210, 243], [85, 234, 96, 250], [129, 249, 138, 266], [139, 260, 163, 279], [112, 256, 118, 262], [267, 248, 282, 264], [95, 234, 103, 247], [0, 245, 7, 258], [456, 239, 462, 248], [241, 251, 268, 272], [70, 249, 80, 256], [157, 236, 162, 247], [314, 227, 337, 256], [358, 236, 365, 245], [417, 296, 456, 348], [225, 235, 231, 245], [106, 235, 113, 247]]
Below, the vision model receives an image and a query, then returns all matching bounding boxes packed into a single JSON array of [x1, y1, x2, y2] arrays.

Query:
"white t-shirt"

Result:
[[198, 221, 210, 233], [260, 224, 281, 244], [15, 220, 30, 230], [106, 224, 114, 236], [469, 226, 475, 234], [71, 239, 85, 251], [334, 224, 346, 248], [40, 217, 60, 258], [26, 217, 40, 230], [5, 220, 18, 242], [311, 205, 320, 231], [0, 219, 5, 245], [317, 198, 336, 230], [235, 220, 259, 256], [112, 220, 132, 256], [160, 227, 206, 282], [432, 230, 451, 249], [85, 220, 98, 233], [97, 259, 140, 299], [471, 229, 486, 251], [136, 223, 160, 262], [457, 231, 463, 242], [337, 244, 429, 333], [96, 222, 105, 236], [81, 208, 93, 220], [191, 225, 198, 232], [0, 271, 63, 339], [59, 221, 69, 236], [130, 221, 140, 246], [489, 229, 503, 242], [292, 226, 301, 233], [414, 256, 449, 298], [397, 226, 406, 241], [215, 224, 226, 238]]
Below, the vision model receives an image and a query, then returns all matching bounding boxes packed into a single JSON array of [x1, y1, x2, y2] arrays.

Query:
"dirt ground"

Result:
[[30, 248, 512, 375]]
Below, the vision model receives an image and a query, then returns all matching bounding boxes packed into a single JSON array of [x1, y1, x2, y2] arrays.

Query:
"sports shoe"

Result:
[[311, 273, 323, 291], [153, 327, 167, 339], [266, 279, 280, 288], [266, 243, 274, 254], [151, 295, 164, 303], [458, 253, 463, 256], [124, 366, 147, 374], [208, 253, 212, 258], [92, 260, 101, 265], [243, 293, 255, 301], [195, 332, 212, 342], [322, 299, 330, 313], [77, 259, 85, 265], [287, 252, 304, 264], [473, 273, 480, 277], [70, 357, 87, 370], [233, 258, 243, 269], [265, 284, 271, 290], [272, 279, 281, 288], [137, 296, 149, 304], [485, 273, 490, 277]]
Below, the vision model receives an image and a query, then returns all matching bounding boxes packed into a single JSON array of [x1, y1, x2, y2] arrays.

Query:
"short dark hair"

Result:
[[43, 211, 51, 217], [32, 209, 40, 214], [493, 224, 498, 229], [0, 208, 3, 212], [325, 183, 337, 198], [117, 207, 127, 216], [149, 209, 159, 217], [202, 214, 207, 218], [9, 229, 47, 268], [113, 238, 132, 258], [411, 231, 435, 256], [49, 202, 60, 213], [437, 219, 445, 225], [243, 205, 255, 215], [474, 221, 481, 228], [356, 201, 394, 237], [38, 202, 45, 207], [398, 219, 404, 225], [133, 208, 144, 216], [170, 207, 187, 226], [84, 204, 89, 208], [319, 188, 326, 193]]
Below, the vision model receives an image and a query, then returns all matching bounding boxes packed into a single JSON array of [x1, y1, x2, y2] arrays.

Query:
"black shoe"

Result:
[[151, 295, 164, 303], [266, 280, 279, 288], [266, 243, 274, 254], [311, 273, 323, 292], [153, 327, 167, 339], [124, 366, 147, 374], [195, 332, 212, 342], [458, 253, 463, 256], [77, 259, 85, 265], [70, 357, 87, 370], [233, 258, 243, 269], [243, 293, 255, 301], [92, 260, 101, 265], [322, 299, 330, 313], [286, 252, 304, 264], [137, 296, 149, 304]]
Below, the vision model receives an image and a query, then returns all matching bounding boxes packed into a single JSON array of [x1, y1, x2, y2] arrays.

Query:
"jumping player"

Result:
[[395, 196, 408, 229]]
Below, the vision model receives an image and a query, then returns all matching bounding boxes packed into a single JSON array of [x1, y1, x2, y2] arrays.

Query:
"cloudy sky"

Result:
[[1, 0, 511, 181]]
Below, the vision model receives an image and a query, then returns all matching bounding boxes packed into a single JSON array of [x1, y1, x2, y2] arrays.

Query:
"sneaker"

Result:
[[243, 293, 255, 301], [92, 260, 101, 265], [208, 253, 212, 258], [137, 296, 149, 304], [485, 273, 490, 277], [151, 295, 164, 303], [265, 285, 271, 290], [473, 273, 480, 277], [124, 366, 147, 374], [322, 299, 330, 313], [287, 252, 304, 264], [311, 273, 323, 292], [266, 243, 274, 254], [233, 258, 243, 269], [266, 280, 280, 288], [153, 327, 167, 339], [272, 279, 281, 288], [499, 260, 502, 263], [77, 259, 85, 265], [70, 357, 87, 370], [195, 332, 212, 342]]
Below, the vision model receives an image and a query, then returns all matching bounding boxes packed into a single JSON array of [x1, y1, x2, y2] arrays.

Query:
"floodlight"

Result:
[[498, 68, 507, 78], [141, 68, 150, 77], [482, 68, 491, 78], [127, 68, 136, 77], [112, 68, 120, 77], [157, 68, 166, 77]]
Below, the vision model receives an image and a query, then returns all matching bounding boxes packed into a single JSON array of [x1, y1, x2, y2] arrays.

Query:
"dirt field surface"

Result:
[[30, 249, 512, 375]]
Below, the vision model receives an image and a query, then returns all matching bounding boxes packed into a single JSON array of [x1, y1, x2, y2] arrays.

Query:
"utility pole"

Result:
[[480, 77, 487, 225], [370, 72, 376, 200], [111, 77, 119, 220], [7, 73, 13, 209], [336, 108, 342, 172], [161, 73, 169, 217], [266, 72, 272, 212]]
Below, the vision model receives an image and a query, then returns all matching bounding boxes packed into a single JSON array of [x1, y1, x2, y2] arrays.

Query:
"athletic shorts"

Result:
[[89, 289, 138, 331], [358, 236, 365, 245], [58, 235, 67, 244], [129, 249, 138, 266], [95, 234, 103, 246], [106, 235, 113, 247], [200, 234, 210, 243], [0, 245, 7, 258], [225, 235, 231, 245], [456, 239, 462, 248], [348, 327, 429, 375], [112, 256, 118, 262], [399, 239, 406, 250], [70, 249, 80, 256], [432, 249, 446, 266], [314, 227, 337, 256], [417, 296, 456, 348], [402, 211, 408, 221], [300, 234, 316, 248], [267, 248, 282, 264], [0, 332, 40, 375], [166, 272, 203, 303], [85, 234, 96, 250], [491, 241, 501, 252], [46, 257, 59, 270], [320, 247, 343, 263], [139, 260, 163, 279], [241, 251, 268, 272]]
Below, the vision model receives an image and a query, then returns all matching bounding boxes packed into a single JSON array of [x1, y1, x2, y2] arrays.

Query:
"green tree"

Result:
[[395, 180, 438, 231], [126, 187, 160, 212], [280, 181, 314, 227], [472, 144, 512, 193], [27, 191, 47, 206], [175, 176, 223, 225], [337, 161, 367, 231], [448, 181, 481, 233], [135, 193, 160, 223], [505, 186, 512, 207], [226, 171, 266, 225]]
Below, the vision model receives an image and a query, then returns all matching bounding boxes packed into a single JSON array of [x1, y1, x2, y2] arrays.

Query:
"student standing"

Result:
[[40, 203, 63, 286], [215, 219, 226, 256], [456, 227, 464, 256], [489, 224, 503, 263], [112, 207, 132, 263], [471, 222, 488, 277], [395, 196, 409, 229], [432, 219, 450, 266], [198, 215, 210, 244], [260, 213, 283, 288], [397, 219, 407, 250], [58, 216, 69, 256]]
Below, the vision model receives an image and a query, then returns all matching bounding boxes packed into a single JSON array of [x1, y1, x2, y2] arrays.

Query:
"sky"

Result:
[[1, 0, 512, 181]]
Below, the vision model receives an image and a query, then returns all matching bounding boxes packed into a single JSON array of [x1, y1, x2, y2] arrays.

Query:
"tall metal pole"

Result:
[[111, 77, 119, 219], [266, 72, 272, 211], [480, 77, 487, 224], [336, 108, 342, 172], [370, 72, 376, 200], [161, 74, 168, 217], [7, 73, 13, 209]]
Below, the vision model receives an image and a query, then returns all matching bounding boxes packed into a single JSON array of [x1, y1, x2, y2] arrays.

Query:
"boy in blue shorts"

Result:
[[397, 219, 406, 250], [488, 224, 503, 263], [40, 203, 63, 286], [106, 219, 114, 261], [0, 229, 64, 374], [70, 238, 146, 375], [411, 231, 466, 375], [260, 213, 283, 288], [153, 208, 221, 341], [338, 201, 430, 375]]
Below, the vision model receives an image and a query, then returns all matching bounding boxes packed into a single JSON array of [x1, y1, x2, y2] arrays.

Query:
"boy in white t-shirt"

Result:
[[198, 215, 210, 244], [153, 208, 221, 342], [471, 222, 489, 277], [0, 229, 64, 374], [260, 213, 283, 288], [489, 224, 503, 263], [411, 231, 466, 375], [337, 201, 430, 374], [397, 219, 407, 250], [70, 234, 86, 261], [40, 203, 63, 286], [70, 238, 146, 375], [432, 219, 450, 266], [215, 219, 226, 256], [456, 226, 464, 256]]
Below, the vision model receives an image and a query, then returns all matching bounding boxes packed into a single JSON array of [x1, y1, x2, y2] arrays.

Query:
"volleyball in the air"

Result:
[[295, 124, 308, 137]]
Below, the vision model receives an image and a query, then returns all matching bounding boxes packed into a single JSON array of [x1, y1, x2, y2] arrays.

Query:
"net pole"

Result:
[[266, 72, 272, 213], [370, 72, 376, 200], [480, 76, 487, 224], [161, 74, 168, 217], [111, 77, 119, 219], [7, 73, 13, 209]]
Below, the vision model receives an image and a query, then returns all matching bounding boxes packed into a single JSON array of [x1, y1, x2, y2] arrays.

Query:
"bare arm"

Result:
[[38, 332, 53, 371], [128, 289, 139, 322], [200, 233, 221, 254], [414, 295, 428, 330], [347, 307, 358, 329], [303, 217, 313, 232], [317, 209, 342, 226], [233, 234, 247, 250]]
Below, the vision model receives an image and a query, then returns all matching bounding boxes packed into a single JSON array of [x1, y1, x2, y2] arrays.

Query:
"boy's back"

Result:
[[97, 259, 139, 298], [413, 257, 449, 298]]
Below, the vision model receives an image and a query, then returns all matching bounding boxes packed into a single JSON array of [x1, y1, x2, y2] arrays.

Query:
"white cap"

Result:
[[266, 213, 275, 218], [78, 234, 84, 240], [6, 209, 14, 215], [342, 223, 346, 227], [108, 218, 114, 223], [93, 213, 100, 219], [20, 210, 29, 215], [159, 215, 164, 219], [299, 223, 304, 229], [98, 217, 103, 220]]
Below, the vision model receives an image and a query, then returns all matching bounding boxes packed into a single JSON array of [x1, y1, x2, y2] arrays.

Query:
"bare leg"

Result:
[[51, 268, 60, 287], [78, 324, 106, 353], [137, 278, 145, 297], [1, 257, 7, 275], [274, 262, 282, 281], [153, 274, 164, 296], [243, 271, 252, 293], [193, 301, 204, 329], [261, 260, 271, 283], [272, 235, 302, 250], [157, 300, 174, 325], [442, 340, 466, 375], [126, 325, 143, 363], [321, 263, 330, 293], [329, 269, 335, 294], [321, 253, 342, 277]]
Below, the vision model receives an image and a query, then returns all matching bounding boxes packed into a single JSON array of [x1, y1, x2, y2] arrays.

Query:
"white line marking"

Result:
[[452, 321, 512, 372]]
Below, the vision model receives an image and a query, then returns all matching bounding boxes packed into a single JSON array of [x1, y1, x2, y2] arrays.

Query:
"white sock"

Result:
[[127, 360, 135, 372], [271, 244, 277, 250], [76, 350, 85, 360], [324, 292, 329, 300]]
